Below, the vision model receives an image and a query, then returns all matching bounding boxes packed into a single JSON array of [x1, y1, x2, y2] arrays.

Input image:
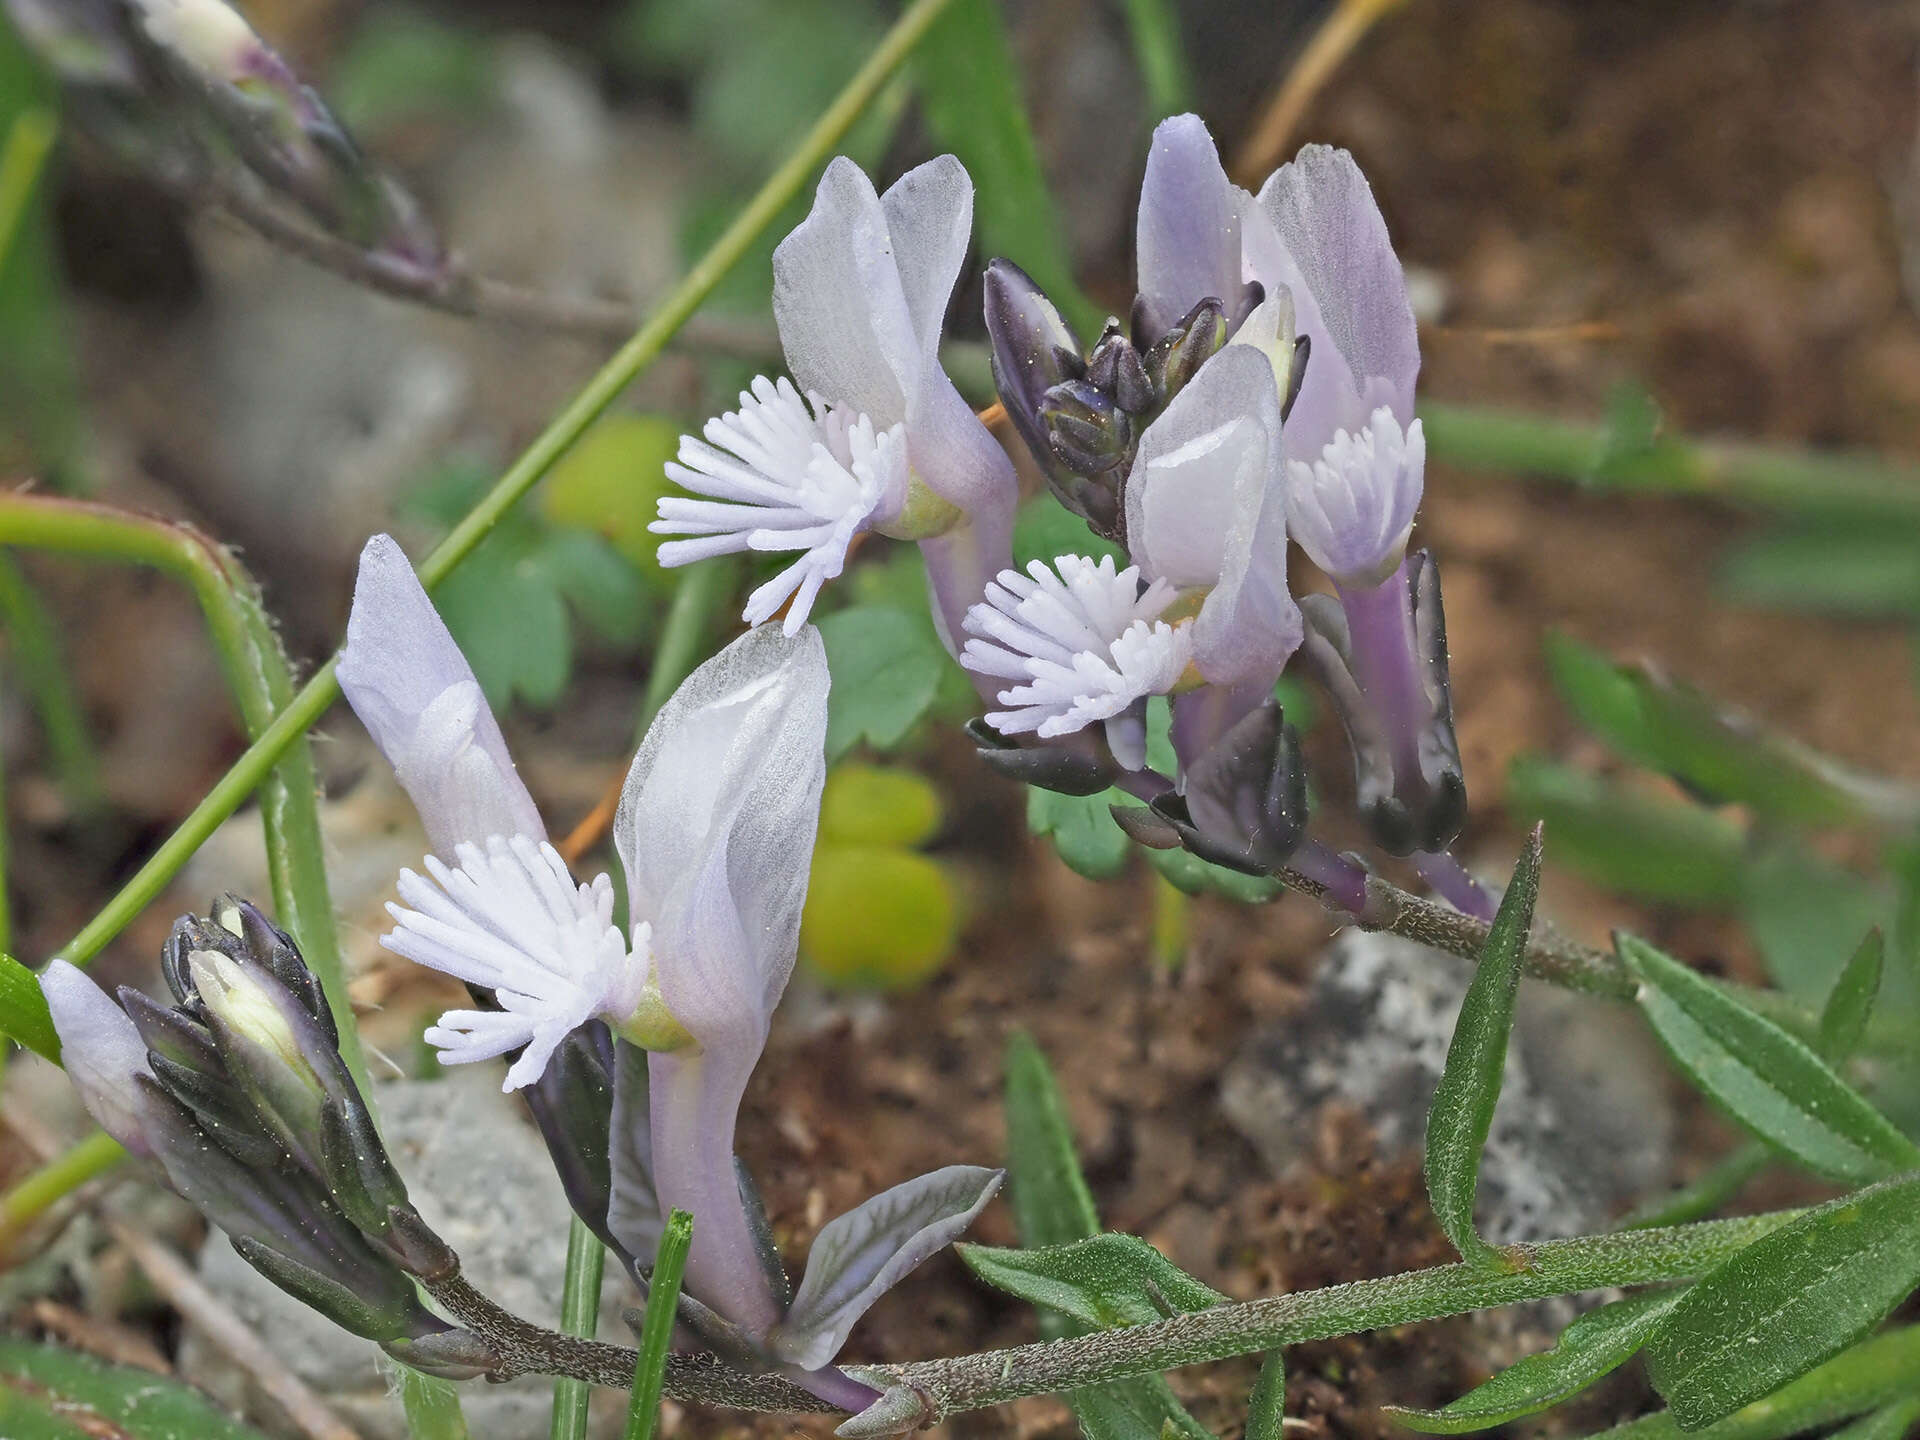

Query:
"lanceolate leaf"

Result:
[[1816, 930, 1883, 1062], [1388, 1289, 1683, 1434], [1825, 1397, 1920, 1440], [0, 1340, 271, 1440], [1001, 1034, 1214, 1440], [1246, 1351, 1287, 1440], [1620, 937, 1920, 1183], [1424, 829, 1542, 1266], [1, 955, 59, 1062], [960, 1233, 1225, 1330], [1644, 1174, 1920, 1430]]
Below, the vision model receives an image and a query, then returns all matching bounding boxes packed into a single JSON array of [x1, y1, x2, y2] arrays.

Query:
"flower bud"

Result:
[[1178, 700, 1309, 872], [1083, 321, 1154, 415], [1141, 296, 1228, 410], [1040, 379, 1135, 477]]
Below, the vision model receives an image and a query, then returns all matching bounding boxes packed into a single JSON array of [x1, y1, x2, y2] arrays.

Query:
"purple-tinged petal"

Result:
[[772, 158, 918, 430], [1125, 347, 1300, 688], [769, 1166, 1003, 1370], [1254, 145, 1419, 456], [878, 155, 974, 362], [615, 624, 829, 1051], [41, 960, 154, 1158], [1135, 114, 1244, 341], [337, 535, 544, 858]]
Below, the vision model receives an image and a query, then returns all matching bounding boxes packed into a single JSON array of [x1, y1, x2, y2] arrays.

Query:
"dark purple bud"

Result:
[[382, 1327, 500, 1382], [1283, 334, 1311, 421], [1176, 702, 1310, 872], [1040, 379, 1135, 476], [520, 1020, 626, 1263], [1110, 803, 1184, 850], [1230, 279, 1267, 332], [1142, 296, 1228, 410], [984, 258, 1082, 460], [967, 718, 1116, 796], [1084, 322, 1153, 415]]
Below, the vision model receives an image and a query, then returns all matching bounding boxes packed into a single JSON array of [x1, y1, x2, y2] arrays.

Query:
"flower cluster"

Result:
[[658, 117, 1472, 910]]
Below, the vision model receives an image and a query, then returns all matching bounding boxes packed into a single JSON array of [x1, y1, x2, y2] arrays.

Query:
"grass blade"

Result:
[[624, 1209, 692, 1440]]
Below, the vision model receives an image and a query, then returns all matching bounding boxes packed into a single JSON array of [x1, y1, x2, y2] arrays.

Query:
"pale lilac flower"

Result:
[[653, 377, 908, 635], [961, 556, 1189, 770], [1122, 345, 1300, 693], [1135, 115, 1424, 584], [658, 156, 1018, 655]]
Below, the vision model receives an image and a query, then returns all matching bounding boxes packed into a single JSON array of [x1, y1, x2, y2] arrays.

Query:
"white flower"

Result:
[[381, 835, 651, 1091], [961, 556, 1191, 767], [652, 376, 908, 635], [1286, 407, 1426, 585]]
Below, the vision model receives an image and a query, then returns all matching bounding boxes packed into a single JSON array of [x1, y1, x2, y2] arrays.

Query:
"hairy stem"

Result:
[[36, 0, 957, 981], [438, 1209, 1802, 1424]]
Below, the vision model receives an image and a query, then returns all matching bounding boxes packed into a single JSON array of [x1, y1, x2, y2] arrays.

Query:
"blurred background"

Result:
[[4, 1, 1920, 1437]]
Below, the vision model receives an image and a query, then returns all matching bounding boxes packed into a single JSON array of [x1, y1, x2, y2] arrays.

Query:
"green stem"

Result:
[[0, 551, 100, 813], [0, 1129, 125, 1256], [624, 1209, 692, 1440], [0, 109, 56, 276], [0, 498, 364, 1084], [40, 0, 957, 980], [1623, 1141, 1772, 1230], [867, 1210, 1801, 1425], [549, 1217, 609, 1440], [633, 558, 737, 745], [1418, 400, 1920, 521], [1117, 0, 1196, 119]]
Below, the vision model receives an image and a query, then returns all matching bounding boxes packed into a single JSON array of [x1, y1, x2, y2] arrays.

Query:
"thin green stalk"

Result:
[[624, 1210, 692, 1440], [0, 550, 101, 812], [42, 0, 958, 981], [550, 1217, 609, 1440], [0, 109, 56, 275], [1117, 0, 1196, 119], [1623, 1141, 1771, 1230], [1418, 400, 1920, 522], [632, 558, 737, 745], [0, 498, 363, 1083], [0, 1129, 124, 1256]]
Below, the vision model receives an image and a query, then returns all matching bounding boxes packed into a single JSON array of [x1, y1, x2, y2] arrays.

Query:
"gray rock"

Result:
[[180, 1066, 637, 1440], [1220, 929, 1674, 1243]]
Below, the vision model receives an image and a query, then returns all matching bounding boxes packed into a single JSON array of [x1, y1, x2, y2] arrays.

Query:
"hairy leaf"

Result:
[[1621, 937, 1920, 1183], [0, 1340, 270, 1439], [1389, 1289, 1682, 1433], [1246, 1350, 1287, 1440], [1645, 1175, 1920, 1429], [1817, 930, 1883, 1062], [960, 1233, 1225, 1330], [1425, 831, 1542, 1265]]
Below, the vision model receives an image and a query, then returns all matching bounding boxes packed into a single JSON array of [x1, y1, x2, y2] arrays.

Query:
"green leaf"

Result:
[[434, 527, 573, 710], [1817, 930, 1883, 1062], [800, 844, 958, 991], [0, 954, 57, 1061], [540, 413, 684, 582], [1389, 1289, 1683, 1433], [1645, 1174, 1920, 1430], [1246, 1351, 1286, 1440], [1013, 496, 1125, 571], [916, 0, 1098, 339], [1721, 519, 1920, 620], [1424, 831, 1543, 1266], [1621, 1143, 1770, 1231], [818, 606, 946, 760], [959, 1233, 1226, 1329], [1620, 936, 1920, 1183], [1140, 839, 1282, 902], [1825, 1397, 1920, 1440], [0, 1339, 272, 1439], [818, 762, 943, 848], [1116, 0, 1196, 120], [1001, 1035, 1215, 1440], [1031, 789, 1132, 880], [1543, 634, 1873, 827], [332, 9, 495, 136], [1736, 844, 1887, 1003], [538, 529, 651, 647], [1004, 1032, 1099, 1252], [1505, 757, 1745, 906]]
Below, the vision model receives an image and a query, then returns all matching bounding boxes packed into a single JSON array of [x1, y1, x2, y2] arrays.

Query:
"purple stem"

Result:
[[1335, 560, 1425, 803], [647, 1049, 785, 1340], [1412, 850, 1496, 922]]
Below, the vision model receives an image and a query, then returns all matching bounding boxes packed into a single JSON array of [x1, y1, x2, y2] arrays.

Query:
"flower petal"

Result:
[[337, 534, 545, 858], [615, 624, 829, 1052], [41, 960, 153, 1157], [1255, 144, 1419, 457], [769, 1165, 1002, 1370], [1135, 114, 1245, 341]]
